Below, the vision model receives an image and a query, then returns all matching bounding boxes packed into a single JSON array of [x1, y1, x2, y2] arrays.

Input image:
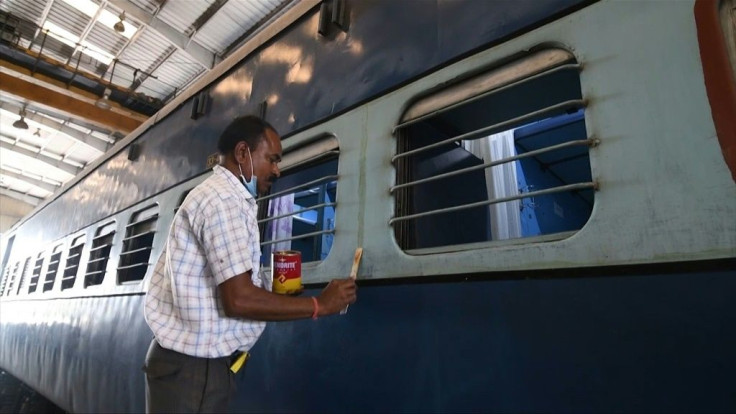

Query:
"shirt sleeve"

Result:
[[199, 195, 254, 285]]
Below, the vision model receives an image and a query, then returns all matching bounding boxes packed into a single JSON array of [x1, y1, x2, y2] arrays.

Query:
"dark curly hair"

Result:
[[217, 115, 277, 155]]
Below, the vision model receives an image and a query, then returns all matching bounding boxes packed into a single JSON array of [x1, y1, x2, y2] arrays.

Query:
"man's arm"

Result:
[[218, 272, 356, 321]]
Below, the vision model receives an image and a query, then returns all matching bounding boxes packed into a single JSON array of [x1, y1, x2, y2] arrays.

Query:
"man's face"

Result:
[[250, 128, 282, 195]]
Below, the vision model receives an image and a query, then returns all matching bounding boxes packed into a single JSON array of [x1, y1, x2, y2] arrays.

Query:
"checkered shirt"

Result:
[[144, 165, 271, 358]]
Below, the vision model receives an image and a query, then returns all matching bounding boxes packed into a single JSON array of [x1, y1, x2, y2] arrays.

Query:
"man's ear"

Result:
[[233, 141, 248, 165]]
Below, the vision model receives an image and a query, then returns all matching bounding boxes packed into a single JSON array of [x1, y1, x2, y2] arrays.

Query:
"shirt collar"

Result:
[[213, 165, 256, 205]]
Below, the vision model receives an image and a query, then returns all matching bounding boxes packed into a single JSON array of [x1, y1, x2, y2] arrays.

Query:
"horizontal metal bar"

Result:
[[61, 274, 77, 281], [391, 138, 597, 193], [84, 270, 104, 277], [47, 260, 60, 266], [119, 246, 153, 256], [88, 244, 112, 254], [260, 229, 335, 247], [257, 175, 339, 203], [392, 99, 586, 163], [394, 63, 583, 132], [389, 182, 597, 225], [257, 202, 337, 224], [92, 232, 115, 241], [116, 262, 149, 271], [122, 230, 156, 243], [86, 256, 109, 265], [66, 253, 82, 261], [126, 214, 159, 229]]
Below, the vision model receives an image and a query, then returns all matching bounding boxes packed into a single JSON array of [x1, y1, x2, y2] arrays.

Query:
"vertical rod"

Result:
[[31, 30, 49, 75]]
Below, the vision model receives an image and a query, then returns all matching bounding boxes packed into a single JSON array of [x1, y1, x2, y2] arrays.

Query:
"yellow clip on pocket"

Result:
[[229, 352, 250, 374]]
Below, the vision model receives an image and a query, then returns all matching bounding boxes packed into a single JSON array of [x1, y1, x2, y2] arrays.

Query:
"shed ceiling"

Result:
[[0, 0, 292, 208]]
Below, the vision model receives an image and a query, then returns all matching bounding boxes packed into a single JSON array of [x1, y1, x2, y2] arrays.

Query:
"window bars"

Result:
[[61, 235, 85, 290], [392, 49, 597, 250], [84, 221, 116, 287], [117, 205, 159, 284]]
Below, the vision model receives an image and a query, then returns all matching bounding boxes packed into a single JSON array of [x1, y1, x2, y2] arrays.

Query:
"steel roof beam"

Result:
[[0, 68, 144, 134], [0, 187, 42, 206], [0, 140, 82, 176], [0, 101, 109, 154], [108, 0, 218, 69], [0, 168, 59, 193]]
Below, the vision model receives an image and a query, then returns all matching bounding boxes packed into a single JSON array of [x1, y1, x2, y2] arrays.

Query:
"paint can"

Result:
[[272, 250, 302, 294]]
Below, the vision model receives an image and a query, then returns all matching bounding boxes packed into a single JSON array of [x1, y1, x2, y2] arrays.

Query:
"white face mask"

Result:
[[237, 146, 258, 197]]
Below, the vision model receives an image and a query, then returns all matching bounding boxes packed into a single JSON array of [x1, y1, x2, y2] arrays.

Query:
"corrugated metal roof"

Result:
[[118, 28, 172, 72], [0, 0, 46, 25], [194, 0, 283, 53], [157, 0, 215, 35], [46, 0, 88, 38], [86, 21, 127, 57], [0, 0, 295, 209]]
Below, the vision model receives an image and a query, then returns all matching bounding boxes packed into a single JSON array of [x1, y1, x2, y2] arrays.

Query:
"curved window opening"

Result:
[[42, 245, 63, 292], [28, 252, 44, 294], [61, 234, 85, 290], [85, 221, 116, 287], [393, 49, 596, 252], [258, 135, 339, 264], [15, 257, 31, 295], [117, 205, 159, 284]]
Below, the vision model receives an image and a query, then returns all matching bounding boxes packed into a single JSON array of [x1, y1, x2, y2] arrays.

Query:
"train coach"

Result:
[[1, 0, 735, 412]]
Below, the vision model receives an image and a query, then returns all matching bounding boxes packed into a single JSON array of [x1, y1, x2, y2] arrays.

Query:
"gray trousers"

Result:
[[144, 339, 235, 413]]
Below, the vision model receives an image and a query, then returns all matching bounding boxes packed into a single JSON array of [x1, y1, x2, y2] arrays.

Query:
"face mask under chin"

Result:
[[237, 146, 258, 197]]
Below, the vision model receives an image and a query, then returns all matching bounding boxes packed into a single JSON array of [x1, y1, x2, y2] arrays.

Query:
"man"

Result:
[[143, 116, 357, 413]]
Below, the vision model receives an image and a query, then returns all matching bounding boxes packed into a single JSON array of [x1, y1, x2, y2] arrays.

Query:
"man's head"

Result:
[[218, 115, 282, 196]]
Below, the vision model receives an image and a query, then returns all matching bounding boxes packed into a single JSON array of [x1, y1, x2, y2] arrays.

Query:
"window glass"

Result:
[[393, 49, 595, 251]]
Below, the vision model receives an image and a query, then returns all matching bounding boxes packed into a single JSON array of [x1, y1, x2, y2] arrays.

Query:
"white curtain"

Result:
[[267, 193, 294, 252], [462, 130, 522, 240]]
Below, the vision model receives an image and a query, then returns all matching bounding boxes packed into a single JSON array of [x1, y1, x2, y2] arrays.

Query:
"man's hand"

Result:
[[316, 278, 357, 316]]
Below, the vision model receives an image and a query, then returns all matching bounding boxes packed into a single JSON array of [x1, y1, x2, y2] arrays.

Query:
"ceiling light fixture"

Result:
[[34, 128, 42, 137], [113, 12, 125, 33], [96, 88, 112, 109], [13, 108, 29, 130]]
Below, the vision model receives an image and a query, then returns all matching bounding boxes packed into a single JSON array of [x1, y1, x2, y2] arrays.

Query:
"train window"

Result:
[[42, 245, 63, 292], [259, 135, 339, 264], [117, 205, 159, 284], [61, 235, 85, 290], [85, 221, 116, 287], [15, 257, 31, 295], [28, 252, 44, 293], [392, 49, 596, 251], [0, 264, 10, 296]]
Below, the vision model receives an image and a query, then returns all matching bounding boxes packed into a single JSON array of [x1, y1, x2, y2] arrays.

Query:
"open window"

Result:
[[392, 49, 596, 251], [15, 257, 31, 295], [0, 262, 16, 296], [258, 134, 339, 264], [117, 205, 159, 284], [61, 234, 85, 290], [85, 221, 116, 287], [42, 245, 63, 292], [28, 252, 44, 293]]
